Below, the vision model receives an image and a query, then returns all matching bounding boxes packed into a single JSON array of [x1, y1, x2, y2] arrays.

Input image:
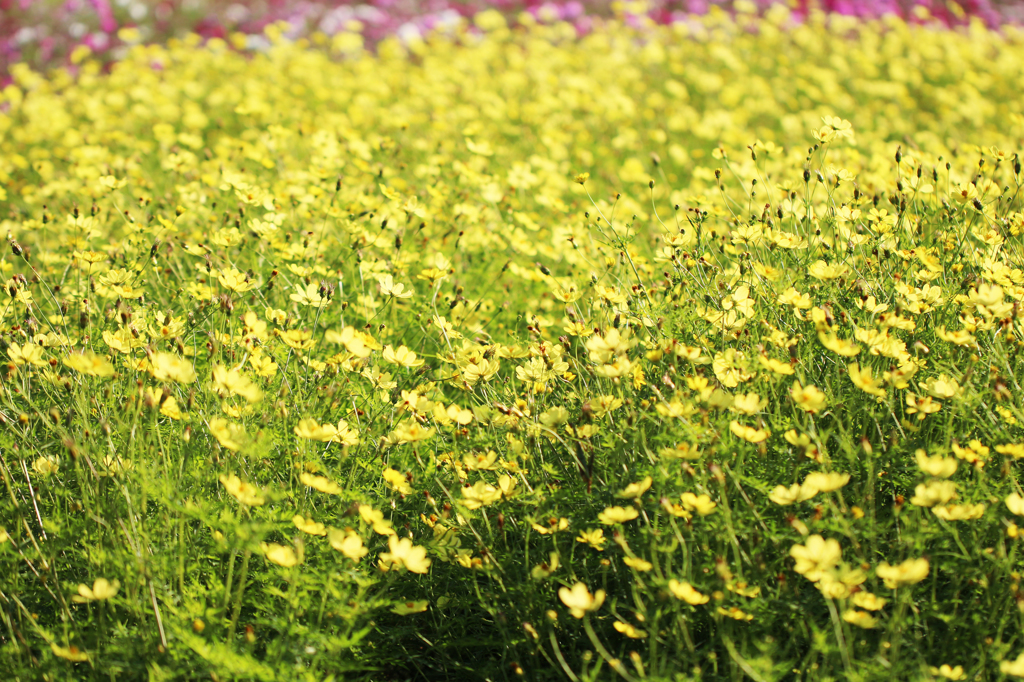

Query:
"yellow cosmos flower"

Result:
[[378, 274, 413, 299], [851, 591, 887, 611], [1006, 493, 1024, 516], [726, 580, 761, 598], [462, 480, 502, 509], [280, 329, 316, 351], [909, 481, 957, 507], [289, 282, 331, 308], [558, 582, 606, 618], [924, 375, 962, 399], [790, 381, 827, 414], [217, 267, 257, 293], [32, 456, 60, 477], [841, 610, 877, 629], [464, 451, 500, 471], [299, 472, 342, 495], [769, 483, 817, 506], [383, 468, 413, 495], [802, 472, 850, 494], [72, 578, 120, 603], [585, 327, 636, 364], [209, 417, 247, 451], [102, 328, 147, 355], [386, 420, 435, 445], [594, 355, 633, 379], [64, 351, 115, 377], [218, 473, 265, 506], [807, 260, 849, 280], [876, 558, 929, 588], [248, 354, 278, 379], [294, 418, 360, 445], [439, 403, 474, 426], [598, 506, 639, 525], [717, 606, 754, 621], [382, 345, 424, 368], [935, 327, 977, 347], [729, 420, 769, 443], [915, 449, 958, 478], [778, 287, 812, 309], [497, 474, 517, 498], [8, 342, 47, 367], [659, 443, 701, 460], [294, 418, 329, 441], [157, 394, 184, 420], [359, 505, 396, 536], [613, 620, 647, 638], [100, 454, 133, 475], [790, 535, 842, 582], [261, 542, 300, 567], [211, 365, 263, 404], [657, 401, 697, 419], [846, 362, 885, 397], [951, 440, 989, 464], [905, 393, 941, 419], [758, 355, 795, 375], [380, 536, 432, 573], [150, 352, 196, 383], [576, 528, 607, 550], [996, 443, 1024, 460], [712, 348, 752, 388], [928, 664, 965, 680], [731, 392, 764, 415], [931, 503, 985, 521], [680, 492, 717, 516], [667, 580, 709, 605], [325, 326, 378, 358], [617, 476, 652, 499], [784, 430, 823, 462], [292, 515, 327, 536], [1001, 653, 1024, 677], [328, 528, 368, 562], [661, 498, 692, 519]]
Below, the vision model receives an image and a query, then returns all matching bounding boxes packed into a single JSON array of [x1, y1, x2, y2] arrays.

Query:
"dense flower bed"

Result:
[[4, 0, 1024, 81], [5, 3, 1024, 681]]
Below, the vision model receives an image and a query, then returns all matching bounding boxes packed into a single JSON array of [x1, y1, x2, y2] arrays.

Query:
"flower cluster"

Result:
[[4, 4, 1024, 679]]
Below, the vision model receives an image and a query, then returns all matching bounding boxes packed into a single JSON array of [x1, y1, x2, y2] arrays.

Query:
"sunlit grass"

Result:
[[3, 6, 1024, 680]]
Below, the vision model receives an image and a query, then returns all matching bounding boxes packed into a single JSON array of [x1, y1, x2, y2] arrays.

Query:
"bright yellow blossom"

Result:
[[218, 473, 265, 506], [64, 351, 115, 377], [876, 558, 929, 588], [261, 542, 300, 567], [328, 528, 368, 562], [668, 580, 709, 605], [300, 473, 342, 495], [559, 582, 605, 618], [292, 515, 327, 536], [379, 536, 431, 573], [791, 381, 827, 414], [72, 578, 120, 603], [598, 506, 639, 525]]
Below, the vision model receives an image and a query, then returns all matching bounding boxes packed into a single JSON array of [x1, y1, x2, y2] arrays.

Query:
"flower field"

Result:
[[4, 2, 1024, 679]]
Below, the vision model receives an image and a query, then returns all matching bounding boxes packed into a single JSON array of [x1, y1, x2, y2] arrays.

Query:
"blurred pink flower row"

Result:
[[2, 0, 1022, 81]]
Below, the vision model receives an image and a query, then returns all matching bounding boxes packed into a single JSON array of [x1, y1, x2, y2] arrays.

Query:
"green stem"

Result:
[[583, 615, 636, 682], [227, 549, 251, 644]]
